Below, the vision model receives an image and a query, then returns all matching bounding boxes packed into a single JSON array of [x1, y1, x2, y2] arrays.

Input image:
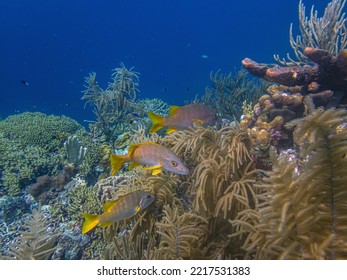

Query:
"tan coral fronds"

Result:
[[235, 108, 347, 259], [104, 233, 155, 260], [155, 205, 209, 259], [4, 209, 58, 260]]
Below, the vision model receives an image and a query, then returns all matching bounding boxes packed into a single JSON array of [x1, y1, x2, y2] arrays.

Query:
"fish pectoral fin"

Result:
[[143, 164, 162, 170], [100, 222, 113, 228], [102, 200, 118, 212], [135, 204, 141, 213], [143, 164, 163, 175], [151, 168, 162, 175], [128, 162, 142, 170], [193, 118, 205, 125], [166, 126, 177, 134]]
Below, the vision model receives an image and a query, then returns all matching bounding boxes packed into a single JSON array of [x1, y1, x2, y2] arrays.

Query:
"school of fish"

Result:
[[82, 103, 217, 233]]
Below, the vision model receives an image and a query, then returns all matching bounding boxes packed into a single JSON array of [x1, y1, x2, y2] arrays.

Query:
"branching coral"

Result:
[[275, 0, 347, 65], [82, 63, 142, 143]]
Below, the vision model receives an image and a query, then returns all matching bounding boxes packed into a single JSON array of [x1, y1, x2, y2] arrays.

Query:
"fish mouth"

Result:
[[177, 169, 189, 175]]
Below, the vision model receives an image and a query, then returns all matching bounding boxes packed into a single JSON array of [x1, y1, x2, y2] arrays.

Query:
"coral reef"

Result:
[[94, 124, 262, 260], [243, 0, 347, 109], [240, 0, 347, 169], [0, 112, 86, 197], [233, 108, 347, 259], [0, 112, 84, 152]]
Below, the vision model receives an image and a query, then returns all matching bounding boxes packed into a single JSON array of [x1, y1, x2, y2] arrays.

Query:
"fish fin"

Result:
[[151, 168, 162, 175], [148, 112, 165, 134], [128, 143, 140, 156], [102, 200, 118, 212], [100, 222, 113, 228], [143, 164, 163, 170], [166, 126, 177, 134], [135, 204, 141, 213], [110, 154, 127, 176], [168, 105, 180, 116], [193, 118, 205, 125], [81, 213, 99, 234], [128, 162, 142, 170], [128, 142, 157, 156]]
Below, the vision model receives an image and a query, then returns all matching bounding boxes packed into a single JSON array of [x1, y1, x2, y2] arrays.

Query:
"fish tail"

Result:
[[110, 154, 127, 175], [81, 213, 99, 234], [148, 112, 165, 134]]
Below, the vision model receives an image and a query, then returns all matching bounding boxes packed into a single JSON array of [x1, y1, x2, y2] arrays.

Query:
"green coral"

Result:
[[1, 144, 61, 196], [0, 112, 84, 152], [79, 141, 104, 181], [0, 112, 86, 197]]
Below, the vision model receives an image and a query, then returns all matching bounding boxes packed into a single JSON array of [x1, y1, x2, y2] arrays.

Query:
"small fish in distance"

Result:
[[20, 80, 29, 86]]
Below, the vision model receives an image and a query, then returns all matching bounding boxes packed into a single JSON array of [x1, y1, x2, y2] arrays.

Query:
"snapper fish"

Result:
[[110, 142, 189, 176], [82, 190, 155, 234], [148, 103, 217, 134]]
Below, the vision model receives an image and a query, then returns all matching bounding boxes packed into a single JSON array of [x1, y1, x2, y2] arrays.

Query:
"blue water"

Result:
[[0, 0, 329, 125]]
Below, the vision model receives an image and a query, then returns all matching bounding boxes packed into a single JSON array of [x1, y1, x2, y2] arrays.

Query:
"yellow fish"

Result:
[[148, 103, 217, 134], [110, 142, 189, 176], [81, 190, 155, 234]]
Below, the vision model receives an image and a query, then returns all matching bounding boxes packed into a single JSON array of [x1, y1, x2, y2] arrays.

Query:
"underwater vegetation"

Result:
[[234, 108, 347, 259], [0, 112, 84, 197], [197, 69, 267, 122], [1, 0, 347, 260]]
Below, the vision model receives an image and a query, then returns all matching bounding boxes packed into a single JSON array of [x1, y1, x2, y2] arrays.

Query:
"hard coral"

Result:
[[0, 112, 84, 152], [242, 47, 347, 107]]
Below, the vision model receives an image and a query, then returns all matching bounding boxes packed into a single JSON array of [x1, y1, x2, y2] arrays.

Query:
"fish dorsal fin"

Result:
[[128, 142, 157, 156], [166, 126, 177, 134], [169, 105, 180, 116], [102, 200, 118, 212], [128, 162, 142, 170], [128, 143, 141, 157]]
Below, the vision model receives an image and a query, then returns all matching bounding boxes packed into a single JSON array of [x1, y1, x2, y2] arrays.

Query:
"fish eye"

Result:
[[171, 161, 178, 167]]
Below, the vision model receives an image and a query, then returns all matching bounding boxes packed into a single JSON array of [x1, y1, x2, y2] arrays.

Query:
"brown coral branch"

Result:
[[242, 47, 347, 99]]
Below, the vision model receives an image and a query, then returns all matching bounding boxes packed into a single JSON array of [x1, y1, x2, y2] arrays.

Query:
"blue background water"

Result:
[[0, 0, 329, 125]]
